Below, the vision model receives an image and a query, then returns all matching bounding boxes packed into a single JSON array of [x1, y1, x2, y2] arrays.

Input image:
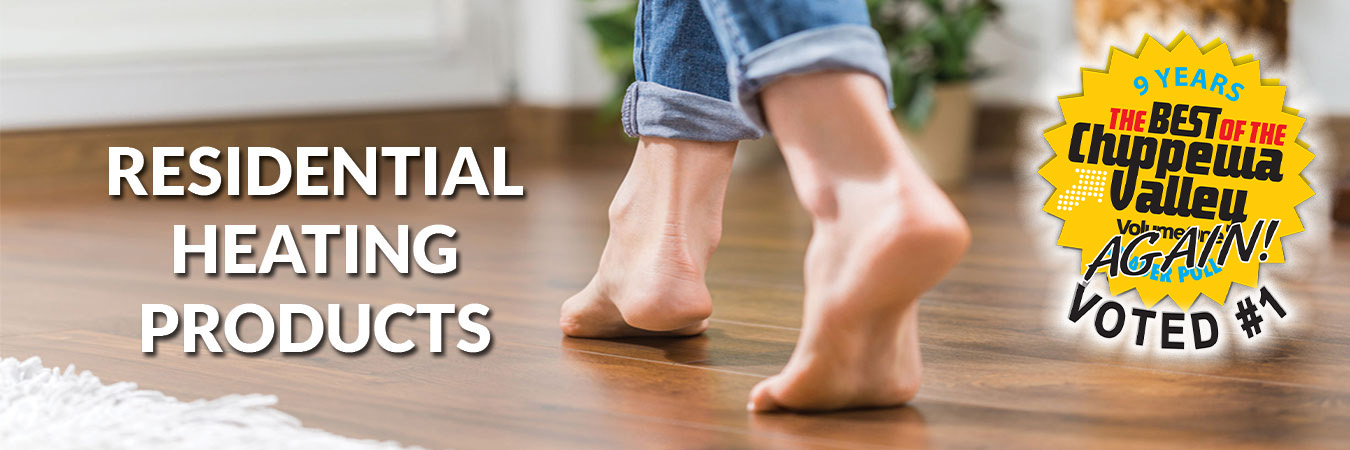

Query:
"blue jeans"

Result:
[[621, 0, 893, 142]]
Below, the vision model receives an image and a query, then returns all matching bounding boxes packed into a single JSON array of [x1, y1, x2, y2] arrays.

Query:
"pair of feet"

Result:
[[560, 73, 970, 412]]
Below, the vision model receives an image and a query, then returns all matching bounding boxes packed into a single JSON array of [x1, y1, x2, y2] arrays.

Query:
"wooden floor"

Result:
[[2, 150, 1349, 448]]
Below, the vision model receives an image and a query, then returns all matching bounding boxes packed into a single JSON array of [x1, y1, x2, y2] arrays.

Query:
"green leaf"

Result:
[[580, 1, 638, 125], [903, 75, 936, 129]]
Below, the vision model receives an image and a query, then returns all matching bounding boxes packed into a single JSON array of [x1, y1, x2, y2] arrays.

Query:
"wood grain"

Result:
[[2, 133, 1347, 448]]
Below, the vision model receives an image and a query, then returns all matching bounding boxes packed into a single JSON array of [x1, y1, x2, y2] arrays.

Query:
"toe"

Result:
[[747, 376, 783, 412], [559, 286, 614, 337]]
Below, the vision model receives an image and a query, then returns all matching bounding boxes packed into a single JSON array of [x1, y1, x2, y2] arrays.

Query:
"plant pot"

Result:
[[897, 83, 976, 186]]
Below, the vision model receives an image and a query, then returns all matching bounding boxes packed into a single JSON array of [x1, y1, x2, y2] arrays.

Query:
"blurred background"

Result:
[[0, 0, 1346, 219]]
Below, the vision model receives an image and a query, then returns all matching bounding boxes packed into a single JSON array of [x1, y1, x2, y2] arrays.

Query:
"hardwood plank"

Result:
[[3, 151, 1348, 448]]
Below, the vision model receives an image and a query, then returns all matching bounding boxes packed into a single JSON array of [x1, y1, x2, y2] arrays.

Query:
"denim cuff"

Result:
[[732, 24, 895, 131], [621, 81, 763, 142]]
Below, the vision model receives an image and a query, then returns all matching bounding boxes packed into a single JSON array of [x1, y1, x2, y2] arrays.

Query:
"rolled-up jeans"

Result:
[[621, 0, 894, 142]]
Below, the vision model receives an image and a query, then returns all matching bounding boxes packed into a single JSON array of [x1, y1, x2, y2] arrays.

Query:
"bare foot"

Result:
[[561, 137, 736, 337], [747, 200, 965, 411], [747, 72, 970, 412]]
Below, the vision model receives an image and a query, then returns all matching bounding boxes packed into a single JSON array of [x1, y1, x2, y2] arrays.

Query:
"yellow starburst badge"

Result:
[[1041, 32, 1313, 310]]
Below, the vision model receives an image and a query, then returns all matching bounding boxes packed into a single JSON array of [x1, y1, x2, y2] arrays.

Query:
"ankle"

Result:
[[607, 137, 735, 248], [606, 206, 723, 271]]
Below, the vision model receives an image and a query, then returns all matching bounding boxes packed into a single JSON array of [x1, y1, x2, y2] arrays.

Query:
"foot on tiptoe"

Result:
[[747, 183, 968, 411], [560, 138, 735, 338], [747, 71, 971, 411]]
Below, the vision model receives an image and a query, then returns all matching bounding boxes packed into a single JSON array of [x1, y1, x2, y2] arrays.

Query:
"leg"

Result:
[[691, 0, 970, 410], [560, 0, 760, 337], [749, 72, 968, 411]]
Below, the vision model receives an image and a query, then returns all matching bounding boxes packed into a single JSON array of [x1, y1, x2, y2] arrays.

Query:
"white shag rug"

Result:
[[0, 356, 412, 449]]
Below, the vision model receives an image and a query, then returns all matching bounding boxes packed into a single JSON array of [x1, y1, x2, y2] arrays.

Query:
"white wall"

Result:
[[971, 0, 1077, 107], [0, 0, 514, 130], [971, 0, 1350, 115], [1289, 0, 1350, 115], [511, 0, 615, 107]]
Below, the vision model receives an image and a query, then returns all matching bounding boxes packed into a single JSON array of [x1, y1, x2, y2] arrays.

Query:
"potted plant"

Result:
[[869, 0, 1001, 185]]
